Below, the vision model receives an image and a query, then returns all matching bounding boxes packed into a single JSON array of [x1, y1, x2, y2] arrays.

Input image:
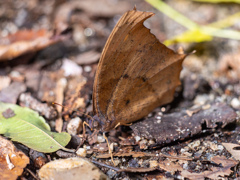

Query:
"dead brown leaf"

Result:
[[38, 157, 108, 180], [222, 143, 240, 160], [54, 0, 131, 33], [219, 52, 240, 79], [158, 159, 183, 173], [0, 136, 29, 180], [181, 156, 237, 180], [0, 81, 26, 104], [75, 50, 101, 65], [0, 29, 65, 61]]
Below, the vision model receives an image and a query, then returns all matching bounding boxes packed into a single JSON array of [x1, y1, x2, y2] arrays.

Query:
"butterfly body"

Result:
[[92, 8, 186, 132]]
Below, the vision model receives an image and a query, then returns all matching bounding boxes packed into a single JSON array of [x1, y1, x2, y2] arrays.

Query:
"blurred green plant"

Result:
[[193, 0, 240, 3], [145, 0, 240, 45]]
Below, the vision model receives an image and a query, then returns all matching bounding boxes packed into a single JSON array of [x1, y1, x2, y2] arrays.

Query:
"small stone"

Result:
[[149, 160, 158, 168], [139, 139, 148, 150], [188, 140, 201, 149], [193, 94, 209, 105], [67, 117, 82, 135], [148, 139, 155, 145], [97, 135, 106, 143], [134, 136, 141, 143], [84, 66, 92, 72], [203, 141, 218, 151], [106, 169, 117, 179], [76, 148, 87, 157], [217, 145, 224, 151], [183, 163, 188, 170], [180, 148, 186, 153], [113, 159, 121, 166], [231, 98, 240, 109], [182, 152, 192, 157]]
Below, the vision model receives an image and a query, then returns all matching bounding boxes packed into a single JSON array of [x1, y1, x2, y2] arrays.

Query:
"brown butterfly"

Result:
[[91, 7, 186, 132]]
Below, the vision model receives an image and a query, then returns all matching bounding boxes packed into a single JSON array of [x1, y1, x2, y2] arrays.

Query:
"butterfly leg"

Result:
[[103, 132, 116, 166], [114, 122, 133, 129], [83, 121, 91, 138]]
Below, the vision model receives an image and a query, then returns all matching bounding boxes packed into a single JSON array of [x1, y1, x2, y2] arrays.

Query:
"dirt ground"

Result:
[[0, 0, 240, 179]]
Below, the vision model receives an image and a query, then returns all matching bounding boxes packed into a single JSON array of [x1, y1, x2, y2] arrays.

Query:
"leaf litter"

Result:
[[0, 0, 240, 179], [0, 136, 29, 180]]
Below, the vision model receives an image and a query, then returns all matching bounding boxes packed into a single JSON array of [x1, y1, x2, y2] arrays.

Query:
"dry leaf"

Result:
[[0, 136, 29, 180], [222, 143, 240, 161], [38, 157, 109, 180], [54, 0, 130, 33], [0, 82, 26, 104], [181, 156, 237, 180], [0, 29, 65, 61], [219, 52, 240, 78], [158, 160, 183, 173], [75, 50, 101, 65]]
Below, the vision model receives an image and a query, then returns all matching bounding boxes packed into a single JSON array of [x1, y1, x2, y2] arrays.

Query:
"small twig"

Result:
[[160, 153, 194, 161], [56, 150, 121, 171], [56, 150, 158, 172], [26, 168, 40, 180], [90, 159, 121, 172]]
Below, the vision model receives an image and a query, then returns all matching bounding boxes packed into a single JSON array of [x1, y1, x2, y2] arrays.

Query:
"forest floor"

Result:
[[0, 0, 240, 179]]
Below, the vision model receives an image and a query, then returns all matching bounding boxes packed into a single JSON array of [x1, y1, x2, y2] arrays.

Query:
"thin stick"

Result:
[[26, 168, 40, 180], [91, 159, 120, 171]]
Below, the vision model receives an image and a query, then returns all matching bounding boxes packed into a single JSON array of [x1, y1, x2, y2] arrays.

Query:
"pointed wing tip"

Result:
[[131, 6, 155, 17]]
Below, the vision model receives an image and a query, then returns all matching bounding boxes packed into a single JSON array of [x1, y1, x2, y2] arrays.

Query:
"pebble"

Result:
[[188, 140, 200, 149], [231, 98, 240, 109], [134, 136, 141, 143], [97, 135, 106, 143], [67, 117, 83, 135], [149, 160, 158, 168], [139, 139, 148, 150], [76, 148, 87, 157], [148, 139, 155, 145]]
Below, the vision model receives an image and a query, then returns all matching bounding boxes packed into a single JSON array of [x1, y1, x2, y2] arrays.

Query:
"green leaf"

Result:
[[0, 102, 72, 153]]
